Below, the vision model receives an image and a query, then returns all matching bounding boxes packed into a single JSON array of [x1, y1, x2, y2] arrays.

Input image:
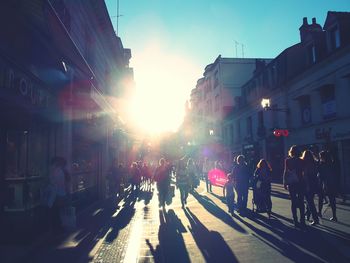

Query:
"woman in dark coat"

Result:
[[253, 159, 272, 218], [283, 145, 305, 227], [318, 150, 338, 221], [154, 158, 171, 208], [301, 150, 319, 225], [232, 155, 250, 215]]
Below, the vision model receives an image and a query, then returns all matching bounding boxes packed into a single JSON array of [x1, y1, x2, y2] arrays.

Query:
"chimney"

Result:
[[303, 17, 308, 26], [300, 17, 309, 43], [312, 17, 316, 24]]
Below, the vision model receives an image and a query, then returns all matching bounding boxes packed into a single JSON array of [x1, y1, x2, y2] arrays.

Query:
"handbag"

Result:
[[285, 169, 299, 185]]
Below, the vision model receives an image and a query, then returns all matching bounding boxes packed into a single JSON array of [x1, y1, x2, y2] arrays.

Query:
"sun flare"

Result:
[[128, 42, 201, 135]]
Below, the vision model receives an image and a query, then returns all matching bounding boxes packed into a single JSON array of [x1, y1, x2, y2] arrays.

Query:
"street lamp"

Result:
[[261, 98, 289, 113]]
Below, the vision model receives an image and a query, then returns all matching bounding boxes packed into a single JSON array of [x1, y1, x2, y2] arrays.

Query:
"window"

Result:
[[236, 119, 241, 142], [307, 44, 316, 64], [214, 70, 219, 88], [246, 116, 253, 138], [320, 85, 336, 120], [215, 94, 219, 112], [258, 110, 264, 128], [330, 26, 341, 50], [299, 95, 312, 125]]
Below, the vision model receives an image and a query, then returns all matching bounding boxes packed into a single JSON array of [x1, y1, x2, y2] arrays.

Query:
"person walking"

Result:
[[130, 162, 141, 192], [176, 158, 190, 208], [232, 155, 250, 215], [253, 159, 272, 218], [202, 157, 212, 192], [283, 145, 306, 227], [154, 158, 171, 208], [301, 150, 319, 225], [187, 158, 198, 192], [318, 150, 338, 221], [224, 173, 235, 215], [48, 156, 69, 234]]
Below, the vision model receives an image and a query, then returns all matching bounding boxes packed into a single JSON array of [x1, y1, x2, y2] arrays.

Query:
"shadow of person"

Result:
[[184, 208, 239, 263], [104, 193, 137, 243], [146, 209, 190, 263], [191, 191, 246, 233], [233, 211, 346, 262], [137, 185, 154, 205]]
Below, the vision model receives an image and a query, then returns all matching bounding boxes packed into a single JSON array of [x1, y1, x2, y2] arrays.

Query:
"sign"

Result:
[[208, 168, 227, 187], [273, 129, 289, 137]]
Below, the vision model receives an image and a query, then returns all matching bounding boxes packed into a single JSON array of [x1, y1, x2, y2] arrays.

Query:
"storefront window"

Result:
[[27, 129, 48, 177], [5, 131, 27, 178]]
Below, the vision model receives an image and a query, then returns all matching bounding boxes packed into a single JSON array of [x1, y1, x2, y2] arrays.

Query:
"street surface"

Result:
[[9, 180, 350, 263]]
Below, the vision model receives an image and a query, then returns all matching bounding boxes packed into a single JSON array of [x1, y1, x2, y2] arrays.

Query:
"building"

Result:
[[0, 0, 132, 239], [188, 55, 271, 162], [225, 12, 350, 191]]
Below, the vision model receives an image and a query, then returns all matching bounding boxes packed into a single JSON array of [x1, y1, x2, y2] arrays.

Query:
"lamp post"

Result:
[[261, 98, 289, 113]]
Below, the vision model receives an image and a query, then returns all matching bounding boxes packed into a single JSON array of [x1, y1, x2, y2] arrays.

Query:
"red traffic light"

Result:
[[273, 129, 289, 137]]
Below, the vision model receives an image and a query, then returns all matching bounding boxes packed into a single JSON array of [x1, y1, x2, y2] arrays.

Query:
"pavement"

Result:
[[2, 180, 350, 263]]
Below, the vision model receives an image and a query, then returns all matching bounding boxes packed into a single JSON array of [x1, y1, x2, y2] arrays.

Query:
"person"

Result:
[[108, 160, 124, 198], [187, 158, 198, 192], [301, 150, 319, 225], [130, 162, 141, 192], [283, 145, 305, 227], [253, 159, 272, 218], [202, 157, 212, 192], [142, 162, 153, 188], [232, 155, 250, 215], [48, 156, 68, 233], [176, 158, 190, 208], [224, 173, 235, 215], [154, 158, 171, 208], [318, 150, 338, 222]]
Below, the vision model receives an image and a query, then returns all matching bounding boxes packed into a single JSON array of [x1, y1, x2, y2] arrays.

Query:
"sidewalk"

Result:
[[2, 194, 123, 263]]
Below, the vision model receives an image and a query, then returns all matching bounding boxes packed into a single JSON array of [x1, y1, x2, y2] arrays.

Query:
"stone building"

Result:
[[223, 12, 350, 192], [0, 0, 132, 238]]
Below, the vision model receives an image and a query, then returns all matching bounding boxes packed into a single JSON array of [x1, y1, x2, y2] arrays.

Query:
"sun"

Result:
[[127, 42, 201, 135]]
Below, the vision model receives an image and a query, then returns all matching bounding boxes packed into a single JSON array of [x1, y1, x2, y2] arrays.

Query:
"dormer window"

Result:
[[329, 26, 341, 50]]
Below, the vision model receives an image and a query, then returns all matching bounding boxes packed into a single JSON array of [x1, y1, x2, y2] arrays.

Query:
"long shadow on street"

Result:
[[191, 191, 246, 234], [184, 208, 239, 263], [23, 189, 138, 263], [146, 208, 190, 263], [233, 209, 350, 263]]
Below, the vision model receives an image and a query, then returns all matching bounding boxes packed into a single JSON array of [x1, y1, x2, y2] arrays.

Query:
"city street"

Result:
[[8, 180, 350, 263]]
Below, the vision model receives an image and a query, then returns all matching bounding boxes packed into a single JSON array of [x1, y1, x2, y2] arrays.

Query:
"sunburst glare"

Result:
[[127, 41, 201, 135]]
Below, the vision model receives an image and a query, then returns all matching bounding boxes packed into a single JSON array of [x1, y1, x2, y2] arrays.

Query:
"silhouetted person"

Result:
[[283, 145, 305, 227], [176, 158, 190, 208], [48, 156, 69, 234], [301, 150, 319, 225], [154, 158, 171, 208], [232, 155, 250, 215], [318, 150, 338, 221], [253, 159, 272, 218]]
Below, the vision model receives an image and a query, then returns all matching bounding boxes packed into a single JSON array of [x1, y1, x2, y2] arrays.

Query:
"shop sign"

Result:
[[315, 127, 332, 140]]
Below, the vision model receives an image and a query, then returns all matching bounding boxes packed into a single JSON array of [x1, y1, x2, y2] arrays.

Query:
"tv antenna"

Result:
[[111, 0, 123, 36], [233, 40, 245, 58]]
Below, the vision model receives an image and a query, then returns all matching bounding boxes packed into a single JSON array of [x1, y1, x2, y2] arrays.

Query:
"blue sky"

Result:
[[104, 0, 350, 133]]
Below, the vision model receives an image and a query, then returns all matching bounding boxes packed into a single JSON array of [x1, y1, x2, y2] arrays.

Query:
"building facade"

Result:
[[223, 12, 350, 192], [0, 0, 132, 237]]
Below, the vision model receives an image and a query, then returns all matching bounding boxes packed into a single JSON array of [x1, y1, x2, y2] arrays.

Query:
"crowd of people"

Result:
[[104, 145, 342, 229]]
